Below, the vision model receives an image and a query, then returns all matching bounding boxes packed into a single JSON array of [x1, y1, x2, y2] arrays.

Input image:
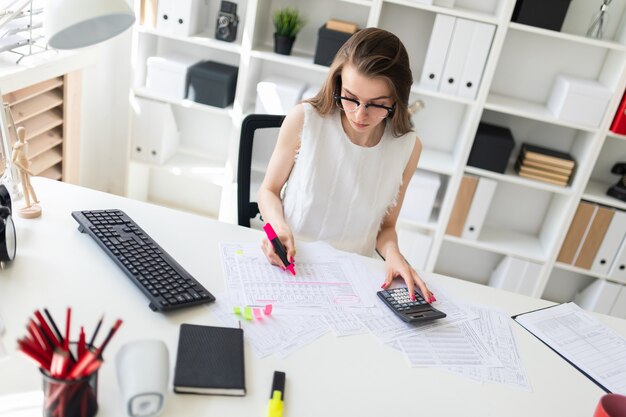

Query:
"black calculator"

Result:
[[377, 288, 447, 323]]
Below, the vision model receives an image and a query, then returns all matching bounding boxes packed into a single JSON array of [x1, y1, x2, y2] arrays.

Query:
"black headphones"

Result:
[[0, 184, 16, 263]]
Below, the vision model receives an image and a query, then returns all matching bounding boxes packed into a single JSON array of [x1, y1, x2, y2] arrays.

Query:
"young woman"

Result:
[[257, 28, 435, 303]]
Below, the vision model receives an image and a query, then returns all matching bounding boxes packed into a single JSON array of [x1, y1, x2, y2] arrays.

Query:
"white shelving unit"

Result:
[[127, 0, 626, 314]]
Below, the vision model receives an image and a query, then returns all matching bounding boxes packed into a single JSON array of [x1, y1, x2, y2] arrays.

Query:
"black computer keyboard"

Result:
[[72, 209, 215, 312]]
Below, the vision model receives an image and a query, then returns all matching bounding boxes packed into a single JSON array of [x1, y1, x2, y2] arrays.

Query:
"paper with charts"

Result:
[[217, 241, 528, 389], [220, 241, 372, 308]]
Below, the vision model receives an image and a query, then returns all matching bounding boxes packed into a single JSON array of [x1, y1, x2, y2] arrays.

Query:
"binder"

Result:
[[574, 279, 621, 315], [591, 210, 626, 275], [446, 175, 479, 237], [458, 21, 495, 99], [488, 256, 541, 296], [574, 206, 614, 269], [420, 14, 456, 91], [610, 91, 626, 135], [518, 261, 542, 296], [461, 176, 497, 240], [397, 229, 433, 271], [610, 286, 626, 319], [608, 235, 626, 280], [556, 202, 596, 264], [439, 18, 474, 95]]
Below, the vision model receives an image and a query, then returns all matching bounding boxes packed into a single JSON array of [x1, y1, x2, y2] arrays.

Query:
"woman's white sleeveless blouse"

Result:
[[282, 104, 415, 256]]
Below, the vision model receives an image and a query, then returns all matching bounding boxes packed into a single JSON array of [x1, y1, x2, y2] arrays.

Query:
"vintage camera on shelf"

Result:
[[215, 1, 239, 42], [607, 162, 626, 202]]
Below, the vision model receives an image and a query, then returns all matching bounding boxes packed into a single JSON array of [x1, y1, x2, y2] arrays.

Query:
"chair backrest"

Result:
[[237, 114, 285, 228]]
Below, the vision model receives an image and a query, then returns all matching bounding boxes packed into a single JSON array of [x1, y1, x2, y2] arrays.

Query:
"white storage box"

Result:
[[574, 279, 621, 314], [131, 97, 179, 164], [255, 76, 307, 115], [156, 0, 209, 36], [146, 54, 200, 100], [547, 75, 612, 127], [488, 256, 542, 296], [397, 229, 433, 270], [399, 170, 441, 223]]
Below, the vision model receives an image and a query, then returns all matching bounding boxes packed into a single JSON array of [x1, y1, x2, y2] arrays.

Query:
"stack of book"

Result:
[[515, 143, 575, 186]]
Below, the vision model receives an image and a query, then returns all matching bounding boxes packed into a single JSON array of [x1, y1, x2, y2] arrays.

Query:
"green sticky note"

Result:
[[233, 306, 242, 315], [244, 306, 253, 320]]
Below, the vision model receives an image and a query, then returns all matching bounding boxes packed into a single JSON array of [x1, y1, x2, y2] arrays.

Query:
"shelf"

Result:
[[382, 0, 500, 24], [250, 46, 330, 74], [137, 27, 242, 55], [583, 179, 626, 211], [553, 262, 626, 285], [607, 131, 626, 142], [464, 165, 574, 196], [132, 147, 227, 187], [2, 76, 63, 105], [10, 89, 63, 124], [410, 84, 475, 106], [340, 0, 373, 5], [419, 148, 455, 175], [398, 208, 439, 232], [27, 128, 63, 159], [133, 88, 234, 117], [508, 22, 626, 52], [484, 93, 600, 133], [38, 163, 62, 181], [444, 226, 546, 262], [30, 145, 62, 176], [11, 107, 63, 140]]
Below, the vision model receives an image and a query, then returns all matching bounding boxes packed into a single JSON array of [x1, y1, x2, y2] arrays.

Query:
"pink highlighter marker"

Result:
[[263, 223, 296, 276]]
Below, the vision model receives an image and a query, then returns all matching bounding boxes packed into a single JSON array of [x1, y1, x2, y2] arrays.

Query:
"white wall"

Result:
[[78, 30, 133, 195]]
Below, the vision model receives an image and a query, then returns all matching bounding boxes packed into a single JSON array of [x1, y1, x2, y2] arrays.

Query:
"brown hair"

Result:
[[306, 27, 413, 137]]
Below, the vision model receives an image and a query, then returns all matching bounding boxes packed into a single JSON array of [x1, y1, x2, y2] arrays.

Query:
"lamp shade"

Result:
[[44, 0, 135, 49]]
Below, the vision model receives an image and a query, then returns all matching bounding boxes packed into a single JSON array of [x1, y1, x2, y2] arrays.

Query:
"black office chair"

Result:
[[237, 114, 285, 228]]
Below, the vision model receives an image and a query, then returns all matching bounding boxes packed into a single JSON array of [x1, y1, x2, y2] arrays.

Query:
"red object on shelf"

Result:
[[611, 91, 626, 135]]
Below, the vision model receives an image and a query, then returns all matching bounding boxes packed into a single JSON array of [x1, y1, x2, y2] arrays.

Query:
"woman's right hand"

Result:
[[261, 224, 297, 271]]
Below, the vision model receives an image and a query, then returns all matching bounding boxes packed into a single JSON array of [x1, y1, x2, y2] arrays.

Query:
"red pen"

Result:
[[64, 307, 71, 351], [263, 223, 296, 276]]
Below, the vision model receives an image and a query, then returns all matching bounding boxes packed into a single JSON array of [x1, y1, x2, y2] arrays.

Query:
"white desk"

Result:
[[1, 178, 624, 417]]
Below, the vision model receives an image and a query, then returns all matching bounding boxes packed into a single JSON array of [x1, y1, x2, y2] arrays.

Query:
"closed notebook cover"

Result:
[[174, 324, 246, 396]]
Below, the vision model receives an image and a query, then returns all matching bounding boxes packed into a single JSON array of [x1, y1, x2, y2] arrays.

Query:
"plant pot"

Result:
[[274, 33, 295, 55]]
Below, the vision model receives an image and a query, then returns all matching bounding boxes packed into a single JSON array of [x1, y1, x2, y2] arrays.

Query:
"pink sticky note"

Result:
[[253, 308, 263, 319], [264, 304, 273, 316]]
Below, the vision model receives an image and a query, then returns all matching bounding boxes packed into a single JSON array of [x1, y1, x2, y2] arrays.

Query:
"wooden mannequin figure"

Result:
[[12, 127, 41, 218]]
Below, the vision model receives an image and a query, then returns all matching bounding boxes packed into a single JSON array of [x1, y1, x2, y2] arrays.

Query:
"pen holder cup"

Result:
[[594, 394, 626, 417], [41, 368, 99, 417]]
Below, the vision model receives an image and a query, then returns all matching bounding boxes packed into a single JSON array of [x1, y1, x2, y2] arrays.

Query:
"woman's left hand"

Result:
[[381, 250, 436, 303]]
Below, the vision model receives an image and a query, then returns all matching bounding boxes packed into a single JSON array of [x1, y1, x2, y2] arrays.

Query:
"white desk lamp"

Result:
[[43, 0, 135, 49]]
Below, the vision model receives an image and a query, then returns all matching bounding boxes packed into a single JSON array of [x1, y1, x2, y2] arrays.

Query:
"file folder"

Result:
[[574, 279, 621, 315], [439, 18, 474, 95], [609, 236, 626, 280], [592, 210, 626, 275], [446, 175, 479, 237], [489, 256, 541, 296], [462, 176, 497, 241], [557, 202, 596, 264], [518, 261, 542, 296], [574, 206, 614, 270], [420, 14, 455, 91], [458, 21, 495, 100], [610, 286, 626, 319]]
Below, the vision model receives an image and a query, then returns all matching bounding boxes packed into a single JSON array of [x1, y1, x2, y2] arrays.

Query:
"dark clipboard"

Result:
[[511, 303, 612, 394]]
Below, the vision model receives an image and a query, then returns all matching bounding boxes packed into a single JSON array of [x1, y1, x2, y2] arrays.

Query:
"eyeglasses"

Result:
[[334, 95, 395, 119]]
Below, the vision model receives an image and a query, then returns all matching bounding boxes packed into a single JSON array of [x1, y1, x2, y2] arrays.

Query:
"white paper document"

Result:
[[514, 302, 626, 395], [446, 306, 531, 390], [220, 242, 371, 308]]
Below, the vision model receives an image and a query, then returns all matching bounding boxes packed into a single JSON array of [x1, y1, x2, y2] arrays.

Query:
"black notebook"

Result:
[[173, 324, 246, 396]]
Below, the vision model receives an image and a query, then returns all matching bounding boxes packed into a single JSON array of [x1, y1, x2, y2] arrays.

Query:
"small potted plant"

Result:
[[272, 7, 305, 56]]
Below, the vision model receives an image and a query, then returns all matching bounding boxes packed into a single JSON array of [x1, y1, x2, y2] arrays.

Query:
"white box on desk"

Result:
[[146, 54, 200, 101], [156, 0, 209, 36], [131, 97, 179, 165], [255, 76, 307, 115], [547, 75, 612, 128], [399, 170, 441, 223]]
